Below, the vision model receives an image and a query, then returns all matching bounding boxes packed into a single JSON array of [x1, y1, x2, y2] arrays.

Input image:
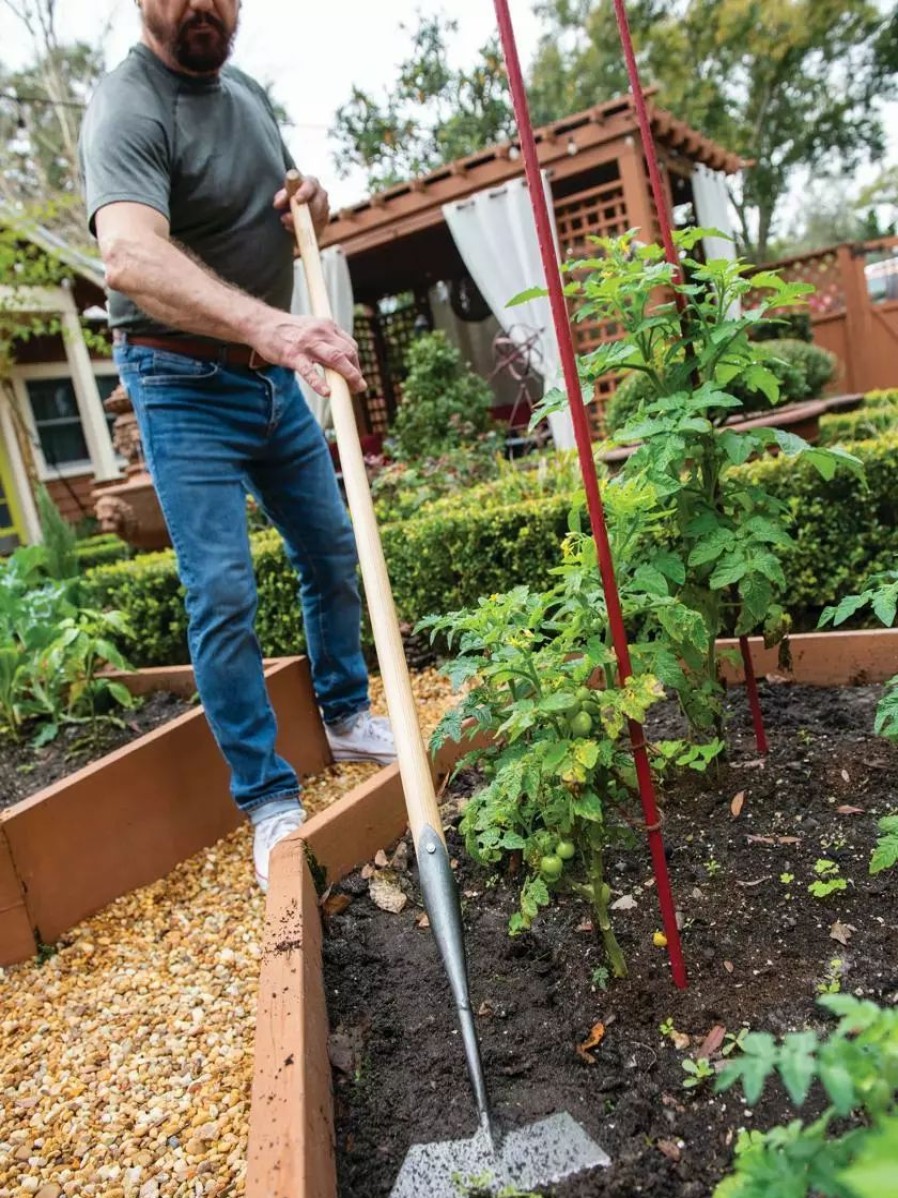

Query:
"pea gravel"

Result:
[[0, 669, 454, 1198]]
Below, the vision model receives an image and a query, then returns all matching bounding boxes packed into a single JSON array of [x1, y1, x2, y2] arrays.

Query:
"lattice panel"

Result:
[[555, 177, 629, 360], [747, 249, 845, 318], [354, 311, 390, 436]]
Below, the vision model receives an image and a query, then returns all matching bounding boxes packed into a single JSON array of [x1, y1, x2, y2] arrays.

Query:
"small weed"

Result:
[[722, 1027, 749, 1057], [797, 728, 814, 745], [809, 858, 848, 899], [816, 957, 844, 995], [36, 942, 59, 966], [660, 1017, 678, 1040], [779, 872, 794, 884], [591, 965, 610, 991], [705, 855, 722, 878], [682, 1056, 715, 1089]]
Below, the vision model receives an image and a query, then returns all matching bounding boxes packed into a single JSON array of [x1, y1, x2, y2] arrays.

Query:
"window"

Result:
[[25, 375, 118, 472]]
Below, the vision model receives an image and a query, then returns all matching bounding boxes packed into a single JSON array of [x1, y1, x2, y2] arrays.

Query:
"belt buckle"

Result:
[[248, 348, 267, 370]]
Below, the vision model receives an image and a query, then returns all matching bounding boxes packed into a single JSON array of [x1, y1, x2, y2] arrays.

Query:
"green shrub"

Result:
[[74, 534, 132, 570], [390, 331, 495, 461], [864, 388, 898, 409], [605, 338, 837, 434], [35, 484, 78, 580], [84, 433, 898, 666], [819, 406, 898, 446], [749, 308, 813, 343]]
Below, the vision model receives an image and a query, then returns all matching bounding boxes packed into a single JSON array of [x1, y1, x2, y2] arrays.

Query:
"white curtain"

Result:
[[443, 175, 576, 450], [691, 165, 738, 263], [291, 246, 355, 428]]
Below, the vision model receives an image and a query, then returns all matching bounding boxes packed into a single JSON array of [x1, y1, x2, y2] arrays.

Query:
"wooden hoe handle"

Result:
[[285, 170, 444, 851]]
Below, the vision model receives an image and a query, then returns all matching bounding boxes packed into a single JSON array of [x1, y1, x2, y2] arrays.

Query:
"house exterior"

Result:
[[0, 221, 119, 550]]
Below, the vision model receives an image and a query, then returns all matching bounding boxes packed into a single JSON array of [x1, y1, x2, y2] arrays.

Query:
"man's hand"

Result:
[[250, 313, 366, 397], [274, 175, 329, 241]]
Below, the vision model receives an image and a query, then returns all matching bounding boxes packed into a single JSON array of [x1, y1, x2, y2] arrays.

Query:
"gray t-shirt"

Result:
[[79, 44, 296, 337]]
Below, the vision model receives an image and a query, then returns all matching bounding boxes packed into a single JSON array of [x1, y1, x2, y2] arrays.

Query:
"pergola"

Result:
[[321, 92, 746, 440]]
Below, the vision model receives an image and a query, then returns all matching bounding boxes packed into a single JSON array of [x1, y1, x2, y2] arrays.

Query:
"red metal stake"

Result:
[[611, 0, 769, 756], [739, 635, 769, 755], [493, 0, 687, 989]]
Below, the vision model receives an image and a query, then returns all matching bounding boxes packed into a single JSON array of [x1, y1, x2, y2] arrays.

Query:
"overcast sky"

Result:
[[0, 0, 544, 206]]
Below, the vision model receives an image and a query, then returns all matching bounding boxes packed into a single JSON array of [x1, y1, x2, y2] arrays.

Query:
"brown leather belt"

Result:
[[116, 333, 272, 370]]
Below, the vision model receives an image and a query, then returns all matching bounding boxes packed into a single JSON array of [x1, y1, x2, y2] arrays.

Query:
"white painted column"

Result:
[[0, 394, 41, 543], [59, 280, 120, 481]]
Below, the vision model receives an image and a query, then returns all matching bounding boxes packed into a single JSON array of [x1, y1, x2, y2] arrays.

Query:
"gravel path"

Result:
[[0, 670, 455, 1198]]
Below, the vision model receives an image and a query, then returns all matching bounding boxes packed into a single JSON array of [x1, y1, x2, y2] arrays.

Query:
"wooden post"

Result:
[[618, 134, 656, 242], [836, 244, 867, 394], [58, 282, 120, 482]]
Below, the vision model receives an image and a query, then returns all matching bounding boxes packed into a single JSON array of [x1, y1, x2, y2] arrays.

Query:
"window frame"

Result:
[[12, 361, 121, 481]]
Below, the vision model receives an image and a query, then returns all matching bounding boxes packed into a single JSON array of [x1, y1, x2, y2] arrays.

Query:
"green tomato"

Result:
[[556, 839, 576, 861], [575, 686, 592, 704], [570, 711, 594, 738], [554, 692, 580, 713], [540, 854, 564, 881]]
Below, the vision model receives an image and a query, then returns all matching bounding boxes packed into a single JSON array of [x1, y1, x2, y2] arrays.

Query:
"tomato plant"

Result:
[[524, 229, 863, 739], [424, 534, 714, 977]]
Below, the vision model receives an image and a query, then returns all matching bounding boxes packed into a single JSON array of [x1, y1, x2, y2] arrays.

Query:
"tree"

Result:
[[529, 0, 898, 261], [331, 12, 515, 191], [0, 0, 112, 244]]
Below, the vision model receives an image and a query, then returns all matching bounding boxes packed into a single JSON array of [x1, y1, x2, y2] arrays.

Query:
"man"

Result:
[[79, 0, 396, 893]]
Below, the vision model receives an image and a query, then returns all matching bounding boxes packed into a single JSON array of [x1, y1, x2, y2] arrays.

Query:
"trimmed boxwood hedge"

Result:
[[84, 434, 898, 667], [819, 390, 898, 446], [74, 533, 132, 570]]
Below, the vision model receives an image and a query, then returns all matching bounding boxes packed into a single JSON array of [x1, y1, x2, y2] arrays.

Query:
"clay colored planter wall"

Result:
[[0, 657, 329, 966], [246, 628, 898, 1198], [719, 628, 898, 687]]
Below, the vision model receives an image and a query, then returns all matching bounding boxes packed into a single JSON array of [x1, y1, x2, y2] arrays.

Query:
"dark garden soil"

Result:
[[0, 692, 194, 810], [323, 683, 898, 1197]]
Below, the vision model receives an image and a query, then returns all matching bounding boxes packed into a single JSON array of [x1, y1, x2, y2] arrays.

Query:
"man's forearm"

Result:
[[103, 232, 270, 343]]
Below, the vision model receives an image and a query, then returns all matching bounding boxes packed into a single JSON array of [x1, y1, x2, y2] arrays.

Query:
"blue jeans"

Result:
[[114, 341, 369, 814]]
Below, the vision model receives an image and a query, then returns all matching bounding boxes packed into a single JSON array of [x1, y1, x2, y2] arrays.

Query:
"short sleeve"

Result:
[[79, 89, 172, 237]]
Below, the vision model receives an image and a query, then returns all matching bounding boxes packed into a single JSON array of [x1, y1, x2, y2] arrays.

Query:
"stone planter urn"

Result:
[[92, 384, 172, 551]]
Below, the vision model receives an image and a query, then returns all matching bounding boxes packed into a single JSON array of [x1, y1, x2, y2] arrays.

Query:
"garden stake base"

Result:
[[390, 1112, 610, 1198]]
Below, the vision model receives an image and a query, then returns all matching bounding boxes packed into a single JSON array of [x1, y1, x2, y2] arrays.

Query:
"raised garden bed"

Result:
[[0, 657, 330, 966], [325, 683, 898, 1197], [0, 691, 194, 811], [248, 629, 898, 1198]]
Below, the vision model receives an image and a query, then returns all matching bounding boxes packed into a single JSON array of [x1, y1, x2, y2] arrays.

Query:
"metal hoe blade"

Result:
[[390, 1112, 610, 1197]]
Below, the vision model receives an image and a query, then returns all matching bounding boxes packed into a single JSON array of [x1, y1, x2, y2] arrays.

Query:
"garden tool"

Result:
[[286, 170, 610, 1197]]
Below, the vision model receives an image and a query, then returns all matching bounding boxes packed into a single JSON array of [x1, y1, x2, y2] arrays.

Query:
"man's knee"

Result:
[[185, 560, 257, 628]]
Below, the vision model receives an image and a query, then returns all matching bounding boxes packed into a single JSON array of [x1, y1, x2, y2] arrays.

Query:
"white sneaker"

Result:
[[326, 712, 397, 766], [253, 808, 306, 894]]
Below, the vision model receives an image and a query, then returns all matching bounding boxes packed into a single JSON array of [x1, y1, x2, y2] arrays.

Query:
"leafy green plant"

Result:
[[424, 573, 669, 976], [809, 860, 848, 899], [590, 965, 610, 991], [0, 542, 136, 743], [389, 331, 495, 461], [519, 229, 861, 739], [819, 572, 898, 743], [714, 996, 898, 1198], [816, 958, 845, 997], [682, 1056, 715, 1089], [870, 814, 898, 876], [723, 1028, 750, 1058]]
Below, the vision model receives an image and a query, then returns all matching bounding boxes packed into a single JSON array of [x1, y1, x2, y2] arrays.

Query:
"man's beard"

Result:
[[145, 10, 236, 73]]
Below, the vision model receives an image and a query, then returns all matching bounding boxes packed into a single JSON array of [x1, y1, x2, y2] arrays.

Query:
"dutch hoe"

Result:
[[287, 170, 609, 1197]]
